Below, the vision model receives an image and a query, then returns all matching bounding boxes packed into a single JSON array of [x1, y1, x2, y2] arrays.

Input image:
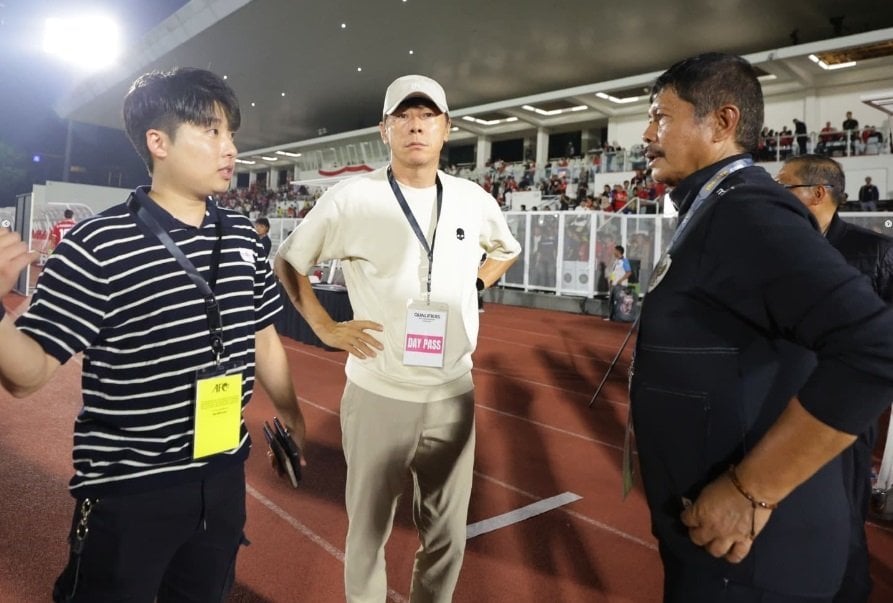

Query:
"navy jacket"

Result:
[[630, 155, 893, 597], [826, 212, 893, 303]]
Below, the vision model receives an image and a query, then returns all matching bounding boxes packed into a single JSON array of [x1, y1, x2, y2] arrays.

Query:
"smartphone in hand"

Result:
[[264, 417, 301, 487]]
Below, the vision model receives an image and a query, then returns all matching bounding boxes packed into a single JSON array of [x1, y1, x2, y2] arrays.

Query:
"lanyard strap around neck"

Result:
[[128, 192, 225, 362], [387, 167, 443, 297], [667, 157, 752, 254]]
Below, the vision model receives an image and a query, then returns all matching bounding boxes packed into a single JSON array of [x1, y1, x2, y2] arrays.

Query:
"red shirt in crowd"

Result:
[[50, 218, 77, 249], [611, 189, 628, 212]]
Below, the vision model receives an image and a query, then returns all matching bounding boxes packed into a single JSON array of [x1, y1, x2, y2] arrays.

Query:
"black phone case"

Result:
[[264, 420, 300, 488]]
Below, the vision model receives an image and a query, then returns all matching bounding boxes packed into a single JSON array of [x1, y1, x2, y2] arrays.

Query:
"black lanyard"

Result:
[[387, 167, 443, 297], [128, 190, 225, 363]]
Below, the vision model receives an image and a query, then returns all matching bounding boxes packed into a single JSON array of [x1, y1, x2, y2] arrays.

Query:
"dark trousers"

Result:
[[606, 284, 621, 319], [660, 545, 833, 603], [53, 462, 247, 603], [833, 423, 877, 603]]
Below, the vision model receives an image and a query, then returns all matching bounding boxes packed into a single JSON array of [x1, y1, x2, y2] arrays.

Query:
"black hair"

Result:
[[651, 53, 763, 153], [254, 217, 270, 228], [783, 154, 846, 206], [63, 209, 74, 219], [123, 67, 240, 174], [615, 245, 625, 255]]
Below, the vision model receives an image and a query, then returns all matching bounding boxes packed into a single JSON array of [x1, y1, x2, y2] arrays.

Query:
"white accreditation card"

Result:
[[403, 300, 449, 367]]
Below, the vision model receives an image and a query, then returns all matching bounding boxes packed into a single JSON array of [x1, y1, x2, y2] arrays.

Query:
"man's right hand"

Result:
[[321, 319, 384, 358], [0, 228, 38, 302]]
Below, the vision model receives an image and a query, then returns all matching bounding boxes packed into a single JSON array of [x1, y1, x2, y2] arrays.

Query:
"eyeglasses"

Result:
[[782, 183, 834, 189]]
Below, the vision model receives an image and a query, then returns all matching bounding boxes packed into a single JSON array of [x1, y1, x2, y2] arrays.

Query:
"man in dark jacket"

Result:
[[778, 157, 892, 303], [633, 52, 893, 602], [858, 176, 880, 212], [254, 216, 273, 260], [778, 154, 893, 602], [792, 118, 808, 156]]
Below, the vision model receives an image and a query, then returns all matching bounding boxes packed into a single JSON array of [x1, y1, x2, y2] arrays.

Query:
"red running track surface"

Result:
[[1, 296, 892, 602]]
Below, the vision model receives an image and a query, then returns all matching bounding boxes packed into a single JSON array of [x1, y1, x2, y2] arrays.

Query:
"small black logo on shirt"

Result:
[[456, 228, 465, 240]]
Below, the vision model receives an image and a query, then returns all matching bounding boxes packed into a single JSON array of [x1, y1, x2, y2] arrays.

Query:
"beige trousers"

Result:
[[340, 381, 476, 603]]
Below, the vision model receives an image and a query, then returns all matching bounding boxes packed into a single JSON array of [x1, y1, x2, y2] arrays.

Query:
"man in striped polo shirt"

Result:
[[0, 68, 306, 602]]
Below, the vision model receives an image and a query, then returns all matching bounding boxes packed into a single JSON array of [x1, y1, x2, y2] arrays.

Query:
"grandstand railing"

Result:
[[266, 211, 893, 298]]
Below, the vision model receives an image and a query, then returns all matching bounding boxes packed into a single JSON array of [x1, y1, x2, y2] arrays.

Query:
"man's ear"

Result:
[[379, 121, 389, 145], [713, 105, 741, 143], [145, 129, 169, 162]]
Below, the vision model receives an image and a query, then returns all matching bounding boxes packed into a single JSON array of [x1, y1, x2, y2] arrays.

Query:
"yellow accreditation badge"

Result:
[[193, 365, 244, 459]]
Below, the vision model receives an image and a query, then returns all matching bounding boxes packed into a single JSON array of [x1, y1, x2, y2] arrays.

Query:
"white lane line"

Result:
[[473, 471, 657, 551], [471, 365, 630, 408], [271, 356, 653, 550], [280, 341, 347, 366], [867, 520, 893, 534], [478, 322, 636, 355], [283, 351, 628, 445], [477, 332, 634, 365], [246, 484, 344, 560], [246, 483, 409, 603], [297, 395, 339, 415], [475, 403, 625, 451], [280, 339, 631, 408], [297, 392, 625, 453], [466, 491, 582, 540], [283, 396, 652, 549]]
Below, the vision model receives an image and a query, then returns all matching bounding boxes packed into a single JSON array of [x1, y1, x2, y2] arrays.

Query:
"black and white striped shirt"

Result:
[[17, 187, 282, 497]]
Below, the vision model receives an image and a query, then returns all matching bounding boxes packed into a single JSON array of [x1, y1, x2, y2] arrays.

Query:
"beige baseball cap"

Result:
[[382, 75, 449, 116]]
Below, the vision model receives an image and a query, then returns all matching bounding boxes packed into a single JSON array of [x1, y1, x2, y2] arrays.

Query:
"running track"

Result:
[[1, 296, 891, 602]]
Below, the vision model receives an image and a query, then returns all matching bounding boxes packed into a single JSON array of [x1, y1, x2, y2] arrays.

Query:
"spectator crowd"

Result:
[[221, 111, 887, 219]]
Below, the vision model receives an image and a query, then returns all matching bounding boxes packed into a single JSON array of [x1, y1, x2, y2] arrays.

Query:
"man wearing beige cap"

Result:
[[275, 75, 520, 602]]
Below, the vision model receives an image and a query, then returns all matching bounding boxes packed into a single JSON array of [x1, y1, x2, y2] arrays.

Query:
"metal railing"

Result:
[[264, 211, 893, 298]]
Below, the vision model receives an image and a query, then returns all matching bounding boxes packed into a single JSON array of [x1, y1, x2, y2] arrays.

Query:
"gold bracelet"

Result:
[[727, 465, 778, 538]]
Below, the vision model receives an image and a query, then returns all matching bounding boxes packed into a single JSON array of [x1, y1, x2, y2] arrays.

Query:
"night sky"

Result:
[[0, 0, 187, 205]]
